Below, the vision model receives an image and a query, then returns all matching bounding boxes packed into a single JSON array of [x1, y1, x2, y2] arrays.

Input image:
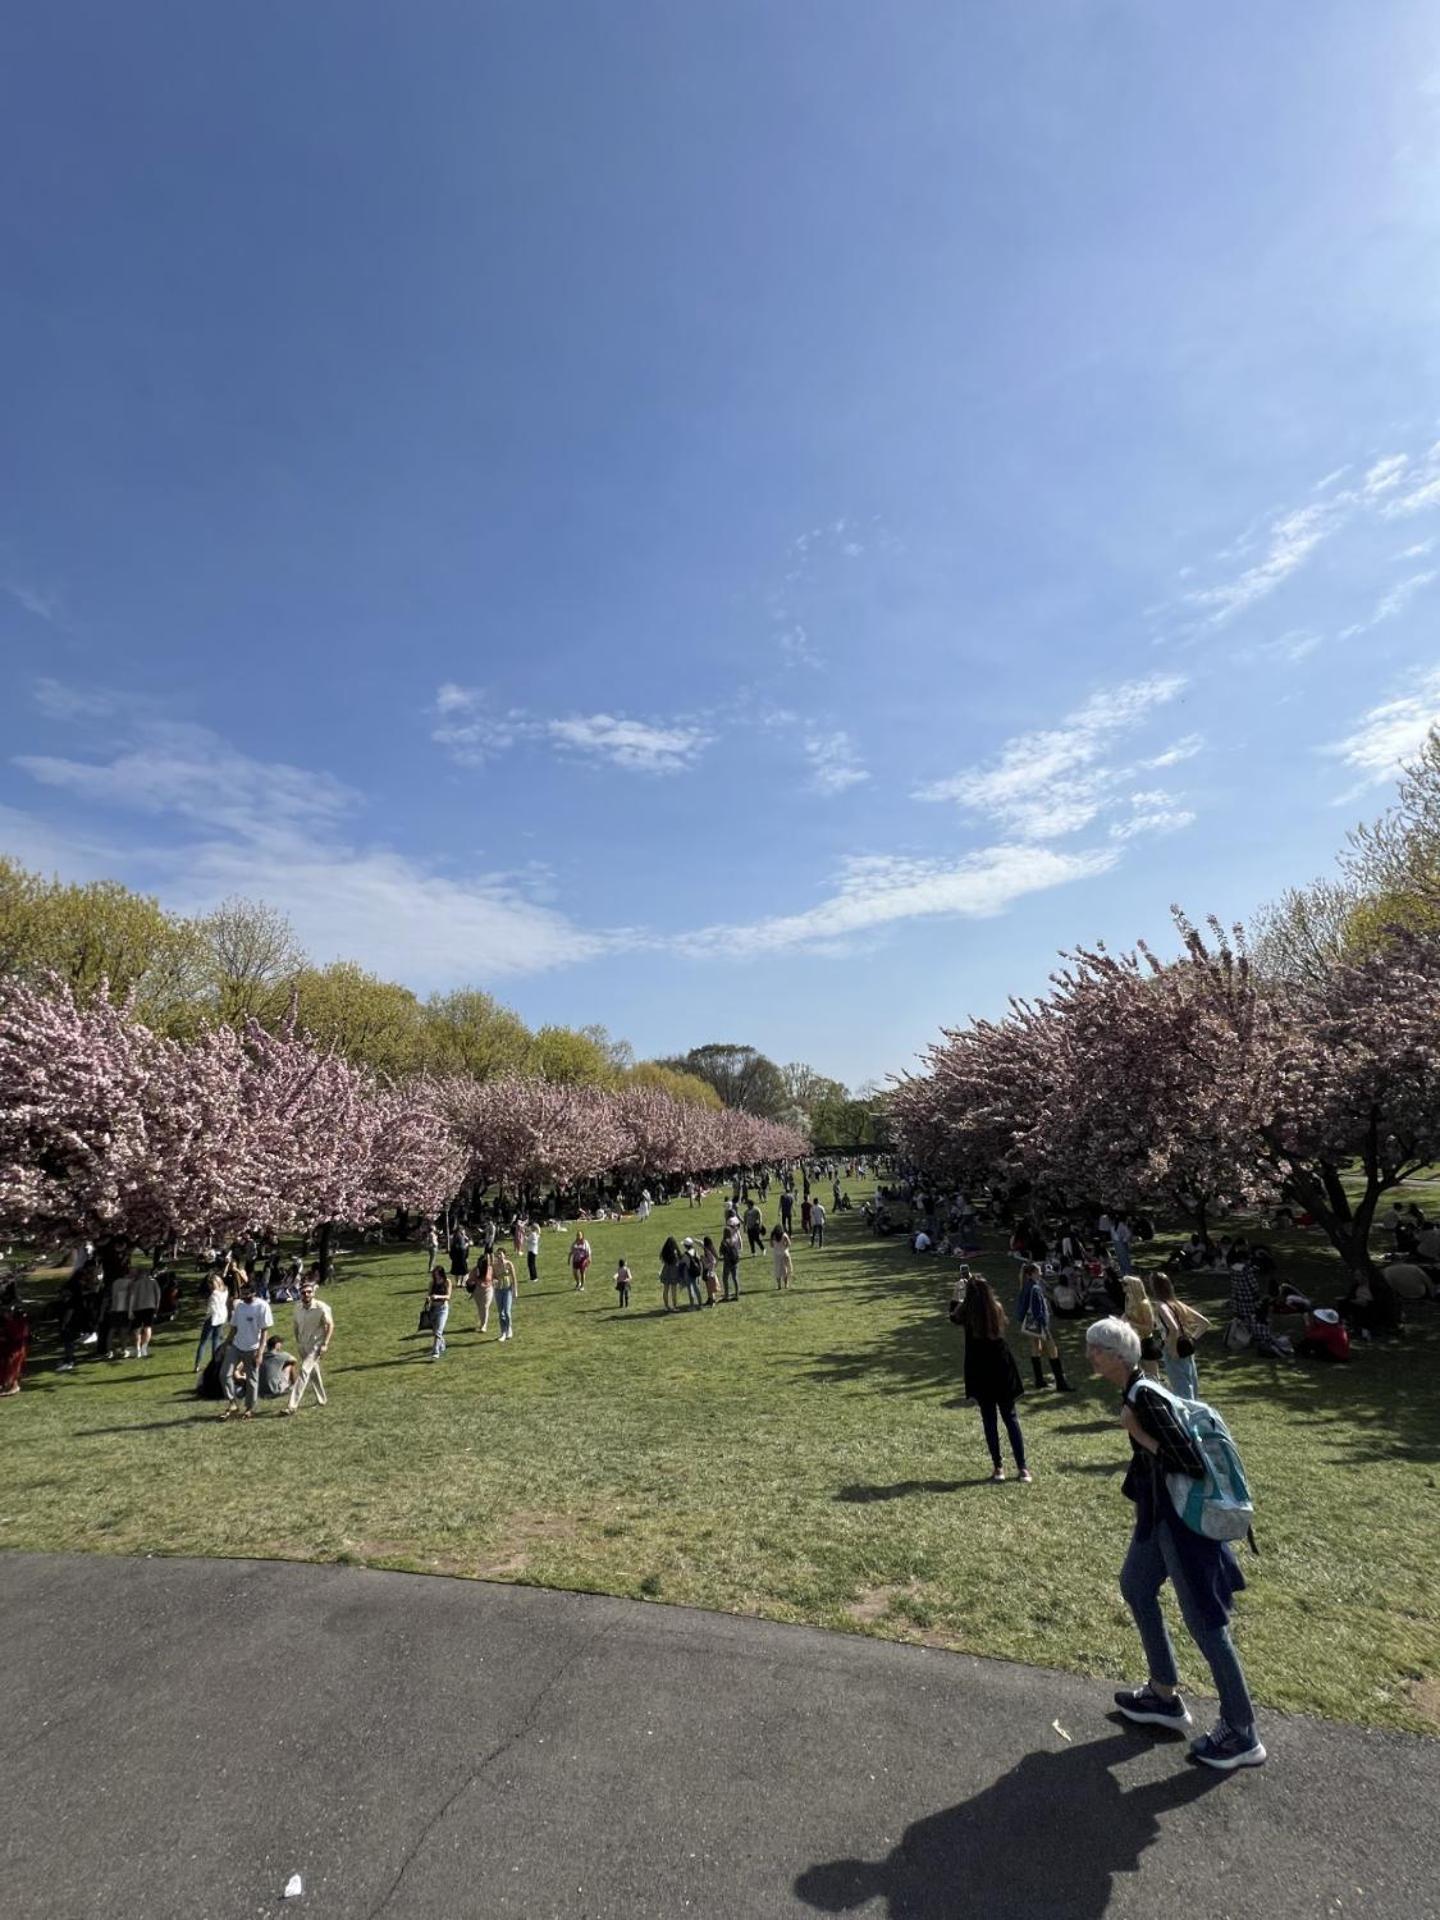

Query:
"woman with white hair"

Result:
[[1085, 1315, 1265, 1772]]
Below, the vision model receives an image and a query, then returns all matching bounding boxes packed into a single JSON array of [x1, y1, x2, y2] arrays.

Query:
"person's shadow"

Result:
[[794, 1730, 1224, 1917]]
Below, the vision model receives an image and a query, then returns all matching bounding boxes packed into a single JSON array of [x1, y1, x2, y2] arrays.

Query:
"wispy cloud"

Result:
[[1108, 792, 1197, 841], [4, 578, 64, 625], [1253, 630, 1323, 665], [429, 683, 500, 767], [1140, 733, 1204, 770], [1189, 500, 1342, 625], [546, 713, 709, 775], [1372, 569, 1437, 623], [1325, 666, 1440, 791], [1378, 441, 1440, 518], [16, 685, 614, 983], [1395, 538, 1436, 561], [914, 673, 1188, 840], [804, 729, 869, 795], [678, 844, 1118, 958]]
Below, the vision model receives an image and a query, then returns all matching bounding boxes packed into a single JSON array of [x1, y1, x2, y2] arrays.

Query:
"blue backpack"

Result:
[[1133, 1378, 1255, 1545]]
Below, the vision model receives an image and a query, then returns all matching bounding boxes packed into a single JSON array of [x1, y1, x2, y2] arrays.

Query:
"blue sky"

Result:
[[4, 2, 1440, 1087]]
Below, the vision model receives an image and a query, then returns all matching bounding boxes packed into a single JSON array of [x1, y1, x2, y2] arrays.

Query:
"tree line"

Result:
[[889, 728, 1440, 1302], [0, 858, 879, 1134]]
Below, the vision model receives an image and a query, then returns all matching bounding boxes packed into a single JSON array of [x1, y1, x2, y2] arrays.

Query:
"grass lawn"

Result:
[[3, 1179, 1438, 1734]]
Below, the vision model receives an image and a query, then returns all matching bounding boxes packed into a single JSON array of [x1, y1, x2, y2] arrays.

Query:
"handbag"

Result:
[[1224, 1317, 1252, 1351]]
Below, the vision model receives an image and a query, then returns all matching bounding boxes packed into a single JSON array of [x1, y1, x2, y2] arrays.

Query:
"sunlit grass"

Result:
[[3, 1177, 1437, 1732]]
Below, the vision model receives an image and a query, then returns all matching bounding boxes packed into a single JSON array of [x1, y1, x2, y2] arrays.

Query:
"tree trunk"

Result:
[[317, 1220, 334, 1286]]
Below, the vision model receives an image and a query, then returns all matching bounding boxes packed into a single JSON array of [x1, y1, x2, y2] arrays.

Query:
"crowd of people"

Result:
[[5, 1147, 1434, 1775]]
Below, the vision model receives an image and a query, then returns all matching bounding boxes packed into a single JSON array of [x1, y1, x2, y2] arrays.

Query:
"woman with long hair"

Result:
[[1151, 1272, 1210, 1400], [960, 1275, 1030, 1483], [770, 1223, 793, 1292], [1121, 1275, 1161, 1380]]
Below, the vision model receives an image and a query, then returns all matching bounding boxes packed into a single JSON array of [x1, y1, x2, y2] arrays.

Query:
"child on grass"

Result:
[[615, 1258, 632, 1309]]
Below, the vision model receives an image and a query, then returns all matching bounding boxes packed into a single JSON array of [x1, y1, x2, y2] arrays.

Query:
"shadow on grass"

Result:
[[794, 1730, 1223, 1918], [834, 1479, 980, 1502]]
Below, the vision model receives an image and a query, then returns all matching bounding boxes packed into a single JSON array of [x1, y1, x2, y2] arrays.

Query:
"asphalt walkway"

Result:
[[1, 1553, 1434, 1919]]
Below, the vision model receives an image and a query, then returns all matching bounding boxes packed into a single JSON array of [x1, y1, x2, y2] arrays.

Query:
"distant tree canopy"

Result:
[[0, 858, 842, 1109]]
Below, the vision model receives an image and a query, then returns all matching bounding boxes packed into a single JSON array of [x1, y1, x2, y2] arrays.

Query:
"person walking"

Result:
[[426, 1221, 440, 1273], [637, 1188, 653, 1222], [219, 1274, 273, 1420], [721, 1216, 743, 1300], [745, 1202, 766, 1257], [1122, 1276, 1162, 1379], [282, 1271, 333, 1414], [800, 1195, 813, 1237], [493, 1248, 517, 1341], [194, 1270, 231, 1375], [770, 1224, 793, 1292], [614, 1257, 632, 1309], [570, 1231, 592, 1291], [426, 1264, 452, 1360], [1085, 1315, 1265, 1771], [130, 1265, 161, 1360], [1016, 1262, 1075, 1392], [809, 1199, 826, 1249], [448, 1225, 471, 1282], [525, 1219, 541, 1284], [702, 1235, 720, 1306], [779, 1188, 794, 1236], [958, 1275, 1030, 1482], [472, 1249, 495, 1332], [1151, 1273, 1210, 1400]]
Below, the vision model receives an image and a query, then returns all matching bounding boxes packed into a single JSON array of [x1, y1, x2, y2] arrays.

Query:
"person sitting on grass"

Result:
[[259, 1335, 297, 1399]]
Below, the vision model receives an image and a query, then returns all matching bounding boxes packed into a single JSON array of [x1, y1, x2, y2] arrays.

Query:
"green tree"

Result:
[[291, 962, 428, 1078], [660, 1043, 789, 1117], [629, 1060, 724, 1110], [197, 895, 304, 1025], [532, 1023, 620, 1086], [422, 987, 535, 1081]]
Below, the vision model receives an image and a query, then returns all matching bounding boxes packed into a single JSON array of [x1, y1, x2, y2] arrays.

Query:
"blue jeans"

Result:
[[1164, 1353, 1199, 1400], [1120, 1522, 1255, 1737], [194, 1321, 225, 1371], [496, 1287, 513, 1336], [979, 1400, 1026, 1472], [221, 1343, 260, 1410], [430, 1301, 449, 1356]]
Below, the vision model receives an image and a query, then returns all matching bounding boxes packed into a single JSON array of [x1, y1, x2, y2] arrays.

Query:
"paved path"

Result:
[[2, 1553, 1435, 1919]]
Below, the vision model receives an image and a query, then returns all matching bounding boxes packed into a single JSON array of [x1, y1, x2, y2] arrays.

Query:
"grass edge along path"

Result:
[[2, 1179, 1437, 1736]]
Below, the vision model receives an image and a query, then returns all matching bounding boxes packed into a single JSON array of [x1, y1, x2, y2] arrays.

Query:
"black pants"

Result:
[[723, 1258, 740, 1299], [810, 1225, 824, 1247], [978, 1399, 1026, 1472], [748, 1230, 763, 1255], [617, 1283, 630, 1307], [526, 1251, 538, 1281]]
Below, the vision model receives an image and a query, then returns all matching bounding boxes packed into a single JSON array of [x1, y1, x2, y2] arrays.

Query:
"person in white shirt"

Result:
[[283, 1272, 334, 1415], [525, 1221, 541, 1283], [810, 1200, 827, 1249], [220, 1275, 273, 1419]]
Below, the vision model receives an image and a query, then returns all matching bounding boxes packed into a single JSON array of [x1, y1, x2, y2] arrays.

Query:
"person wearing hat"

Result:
[[220, 1272, 273, 1420], [283, 1269, 334, 1413], [1297, 1306, 1350, 1363]]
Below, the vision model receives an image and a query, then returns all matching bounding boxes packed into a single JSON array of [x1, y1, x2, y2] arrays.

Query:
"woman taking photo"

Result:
[[959, 1274, 1030, 1483]]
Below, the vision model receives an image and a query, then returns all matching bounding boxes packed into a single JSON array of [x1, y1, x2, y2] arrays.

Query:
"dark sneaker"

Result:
[[1191, 1723, 1267, 1770], [1114, 1686, 1193, 1729]]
